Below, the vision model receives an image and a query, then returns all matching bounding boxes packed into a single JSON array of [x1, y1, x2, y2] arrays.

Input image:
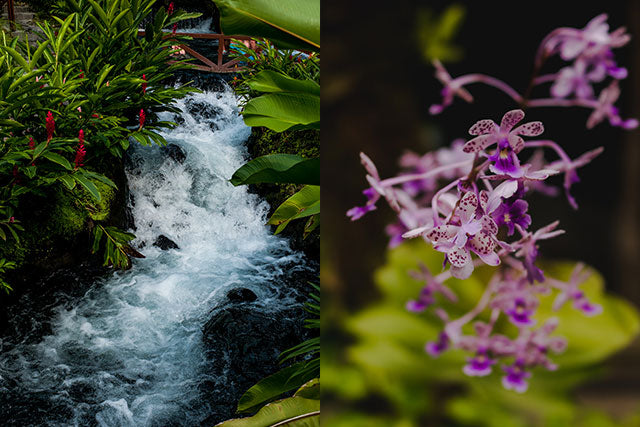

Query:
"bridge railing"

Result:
[[137, 31, 257, 73]]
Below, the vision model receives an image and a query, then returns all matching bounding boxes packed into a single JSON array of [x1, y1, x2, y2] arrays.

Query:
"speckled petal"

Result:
[[463, 134, 495, 153], [448, 246, 471, 268], [481, 215, 498, 235], [478, 190, 489, 213], [469, 119, 498, 135], [456, 192, 478, 222], [477, 251, 500, 266], [469, 231, 496, 255], [426, 225, 459, 243], [450, 260, 474, 279], [500, 109, 525, 132], [507, 134, 525, 152], [513, 121, 544, 136]]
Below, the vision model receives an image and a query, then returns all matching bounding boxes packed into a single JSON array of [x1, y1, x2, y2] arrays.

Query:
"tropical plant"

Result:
[[216, 0, 320, 237], [0, 0, 200, 289]]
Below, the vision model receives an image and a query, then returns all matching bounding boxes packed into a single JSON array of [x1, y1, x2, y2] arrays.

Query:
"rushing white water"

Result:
[[0, 84, 306, 426]]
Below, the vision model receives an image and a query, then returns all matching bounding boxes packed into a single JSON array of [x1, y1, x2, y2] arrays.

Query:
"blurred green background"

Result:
[[321, 1, 640, 425]]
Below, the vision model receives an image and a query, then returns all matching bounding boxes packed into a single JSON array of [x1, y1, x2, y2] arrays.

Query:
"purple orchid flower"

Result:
[[551, 263, 603, 316], [504, 297, 537, 327], [463, 348, 497, 377], [492, 199, 531, 236], [556, 14, 630, 61], [551, 60, 595, 99], [426, 331, 450, 357], [502, 359, 532, 393], [586, 81, 638, 130], [514, 221, 565, 283], [429, 60, 474, 115], [487, 138, 524, 178], [463, 109, 544, 154]]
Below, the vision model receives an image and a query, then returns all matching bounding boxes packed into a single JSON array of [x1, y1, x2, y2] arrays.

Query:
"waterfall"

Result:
[[0, 83, 308, 426]]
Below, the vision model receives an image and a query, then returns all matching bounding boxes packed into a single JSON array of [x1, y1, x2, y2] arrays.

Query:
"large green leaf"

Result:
[[267, 185, 319, 234], [237, 361, 317, 414], [229, 154, 319, 186], [214, 0, 319, 51], [243, 92, 320, 132], [246, 70, 320, 95], [219, 379, 320, 427]]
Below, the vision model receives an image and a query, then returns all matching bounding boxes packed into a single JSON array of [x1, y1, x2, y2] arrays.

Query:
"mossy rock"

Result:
[[0, 178, 116, 271]]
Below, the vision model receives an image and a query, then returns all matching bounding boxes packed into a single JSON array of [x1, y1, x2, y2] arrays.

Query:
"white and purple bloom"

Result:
[[504, 297, 537, 327], [586, 81, 638, 130], [429, 60, 474, 115], [551, 263, 603, 316], [463, 348, 497, 377], [487, 138, 524, 178], [501, 359, 532, 393], [514, 221, 565, 283], [426, 331, 450, 357], [463, 109, 544, 154], [555, 14, 630, 61]]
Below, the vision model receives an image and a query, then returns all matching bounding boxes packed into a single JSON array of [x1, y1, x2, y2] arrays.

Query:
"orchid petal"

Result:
[[463, 134, 496, 153], [457, 192, 479, 222], [447, 246, 471, 268], [500, 109, 525, 132], [426, 225, 459, 243], [513, 121, 544, 136], [469, 231, 496, 255], [469, 119, 498, 135]]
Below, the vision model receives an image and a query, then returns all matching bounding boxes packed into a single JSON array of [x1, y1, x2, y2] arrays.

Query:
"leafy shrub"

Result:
[[0, 0, 200, 289]]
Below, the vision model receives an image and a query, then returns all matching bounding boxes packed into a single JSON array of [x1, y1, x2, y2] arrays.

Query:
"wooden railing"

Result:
[[137, 31, 256, 73]]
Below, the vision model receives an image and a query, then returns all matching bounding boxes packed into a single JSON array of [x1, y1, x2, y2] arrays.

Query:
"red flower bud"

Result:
[[168, 2, 174, 15], [79, 69, 84, 79], [74, 129, 86, 169], [9, 216, 14, 223], [46, 111, 55, 142], [172, 23, 178, 35], [29, 137, 35, 149], [142, 74, 147, 94], [139, 109, 146, 128]]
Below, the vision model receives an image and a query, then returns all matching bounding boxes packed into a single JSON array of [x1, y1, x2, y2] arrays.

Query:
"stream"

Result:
[[0, 81, 310, 426]]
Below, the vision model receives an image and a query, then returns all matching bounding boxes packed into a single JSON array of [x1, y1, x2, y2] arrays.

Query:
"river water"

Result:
[[0, 83, 307, 426]]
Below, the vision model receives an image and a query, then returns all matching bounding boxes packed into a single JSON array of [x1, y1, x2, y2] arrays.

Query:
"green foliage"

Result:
[[0, 0, 200, 290], [213, 0, 320, 51], [267, 185, 319, 236], [240, 70, 319, 132], [416, 4, 465, 63], [230, 154, 319, 186], [0, 258, 16, 293], [229, 38, 319, 100], [91, 224, 144, 270], [322, 240, 640, 426], [220, 379, 320, 427]]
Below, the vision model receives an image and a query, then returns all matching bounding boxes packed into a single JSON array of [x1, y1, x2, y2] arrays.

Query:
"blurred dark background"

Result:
[[322, 0, 640, 420]]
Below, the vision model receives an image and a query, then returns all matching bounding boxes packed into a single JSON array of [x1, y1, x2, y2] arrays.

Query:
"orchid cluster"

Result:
[[347, 15, 636, 393], [429, 14, 637, 131]]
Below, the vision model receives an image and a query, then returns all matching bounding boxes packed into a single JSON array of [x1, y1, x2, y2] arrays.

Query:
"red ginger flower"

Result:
[[46, 111, 55, 142], [29, 137, 35, 149], [74, 129, 86, 169], [79, 69, 84, 79], [168, 2, 174, 15], [172, 23, 178, 35], [142, 74, 147, 94], [139, 109, 146, 128]]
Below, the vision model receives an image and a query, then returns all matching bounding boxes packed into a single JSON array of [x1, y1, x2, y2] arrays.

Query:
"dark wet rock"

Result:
[[162, 143, 187, 164], [153, 235, 179, 250], [226, 287, 257, 303], [201, 303, 309, 419]]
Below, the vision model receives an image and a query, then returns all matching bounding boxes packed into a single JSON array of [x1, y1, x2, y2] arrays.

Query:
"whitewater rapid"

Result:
[[0, 84, 305, 426]]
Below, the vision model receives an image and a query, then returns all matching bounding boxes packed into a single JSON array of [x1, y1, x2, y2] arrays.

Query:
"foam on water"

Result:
[[0, 83, 304, 426]]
